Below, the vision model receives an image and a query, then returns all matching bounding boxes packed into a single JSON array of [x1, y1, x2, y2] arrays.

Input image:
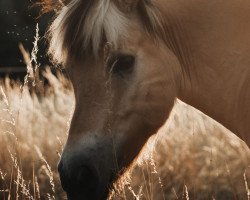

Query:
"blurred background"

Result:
[[0, 0, 51, 77]]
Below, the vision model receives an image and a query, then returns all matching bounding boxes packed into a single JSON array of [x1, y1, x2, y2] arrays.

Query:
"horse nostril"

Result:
[[75, 166, 99, 191], [58, 160, 99, 194]]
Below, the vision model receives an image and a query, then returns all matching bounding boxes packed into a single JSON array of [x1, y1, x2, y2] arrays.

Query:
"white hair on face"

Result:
[[48, 0, 128, 64], [83, 0, 128, 54]]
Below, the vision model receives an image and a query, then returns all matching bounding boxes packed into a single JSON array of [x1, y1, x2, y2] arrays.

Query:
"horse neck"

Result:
[[179, 63, 250, 146], [160, 0, 250, 145]]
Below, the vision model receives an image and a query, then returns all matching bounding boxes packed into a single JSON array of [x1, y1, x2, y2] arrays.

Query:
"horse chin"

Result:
[[67, 194, 108, 200], [66, 185, 110, 200], [64, 171, 116, 200]]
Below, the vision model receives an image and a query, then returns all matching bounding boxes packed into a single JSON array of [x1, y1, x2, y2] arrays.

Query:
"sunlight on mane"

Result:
[[47, 0, 164, 65], [48, 0, 128, 64]]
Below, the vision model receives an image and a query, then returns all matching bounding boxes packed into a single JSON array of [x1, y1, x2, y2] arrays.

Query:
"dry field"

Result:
[[0, 30, 250, 199], [0, 68, 249, 200]]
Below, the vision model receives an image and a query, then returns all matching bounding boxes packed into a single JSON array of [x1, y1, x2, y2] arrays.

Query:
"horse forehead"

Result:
[[48, 0, 128, 64], [48, 0, 163, 65]]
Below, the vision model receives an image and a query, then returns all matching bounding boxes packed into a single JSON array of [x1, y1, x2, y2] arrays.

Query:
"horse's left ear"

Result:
[[116, 0, 140, 12]]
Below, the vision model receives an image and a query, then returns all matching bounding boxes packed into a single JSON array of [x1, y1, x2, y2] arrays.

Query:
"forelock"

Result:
[[47, 0, 164, 65]]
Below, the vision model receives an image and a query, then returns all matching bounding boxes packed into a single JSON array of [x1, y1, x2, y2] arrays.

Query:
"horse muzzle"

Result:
[[57, 138, 116, 200], [58, 158, 112, 200]]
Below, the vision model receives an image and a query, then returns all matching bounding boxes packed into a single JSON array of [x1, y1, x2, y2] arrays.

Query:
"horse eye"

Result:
[[107, 54, 135, 77]]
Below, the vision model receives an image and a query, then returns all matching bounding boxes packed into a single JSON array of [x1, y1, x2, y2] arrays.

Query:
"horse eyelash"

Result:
[[105, 54, 119, 73], [108, 59, 119, 74]]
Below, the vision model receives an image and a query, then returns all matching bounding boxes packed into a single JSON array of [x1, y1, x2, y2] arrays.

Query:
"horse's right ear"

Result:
[[37, 0, 66, 13], [116, 0, 140, 12]]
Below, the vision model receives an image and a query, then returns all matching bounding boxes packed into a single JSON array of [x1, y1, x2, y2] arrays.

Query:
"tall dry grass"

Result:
[[0, 24, 249, 200], [110, 102, 250, 200], [0, 68, 72, 200]]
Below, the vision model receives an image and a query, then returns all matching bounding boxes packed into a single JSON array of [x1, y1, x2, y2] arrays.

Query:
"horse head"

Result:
[[48, 0, 183, 199]]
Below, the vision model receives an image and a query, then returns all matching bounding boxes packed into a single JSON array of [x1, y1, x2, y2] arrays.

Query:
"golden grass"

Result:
[[110, 102, 250, 200], [0, 69, 72, 200], [0, 70, 249, 200]]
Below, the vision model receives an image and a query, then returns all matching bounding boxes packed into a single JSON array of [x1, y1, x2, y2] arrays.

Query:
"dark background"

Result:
[[0, 0, 51, 76]]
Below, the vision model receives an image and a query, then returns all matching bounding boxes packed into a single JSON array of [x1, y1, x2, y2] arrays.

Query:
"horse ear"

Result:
[[116, 0, 140, 12], [37, 0, 65, 13]]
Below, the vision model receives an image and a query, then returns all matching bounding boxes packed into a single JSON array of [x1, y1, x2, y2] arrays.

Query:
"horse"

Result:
[[45, 0, 250, 199]]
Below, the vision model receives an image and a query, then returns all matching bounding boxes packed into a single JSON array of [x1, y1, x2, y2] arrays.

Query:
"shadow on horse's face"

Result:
[[57, 16, 182, 200], [58, 27, 182, 199]]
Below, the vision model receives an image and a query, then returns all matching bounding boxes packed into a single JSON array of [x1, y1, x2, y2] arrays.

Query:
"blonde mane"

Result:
[[48, 0, 164, 64]]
